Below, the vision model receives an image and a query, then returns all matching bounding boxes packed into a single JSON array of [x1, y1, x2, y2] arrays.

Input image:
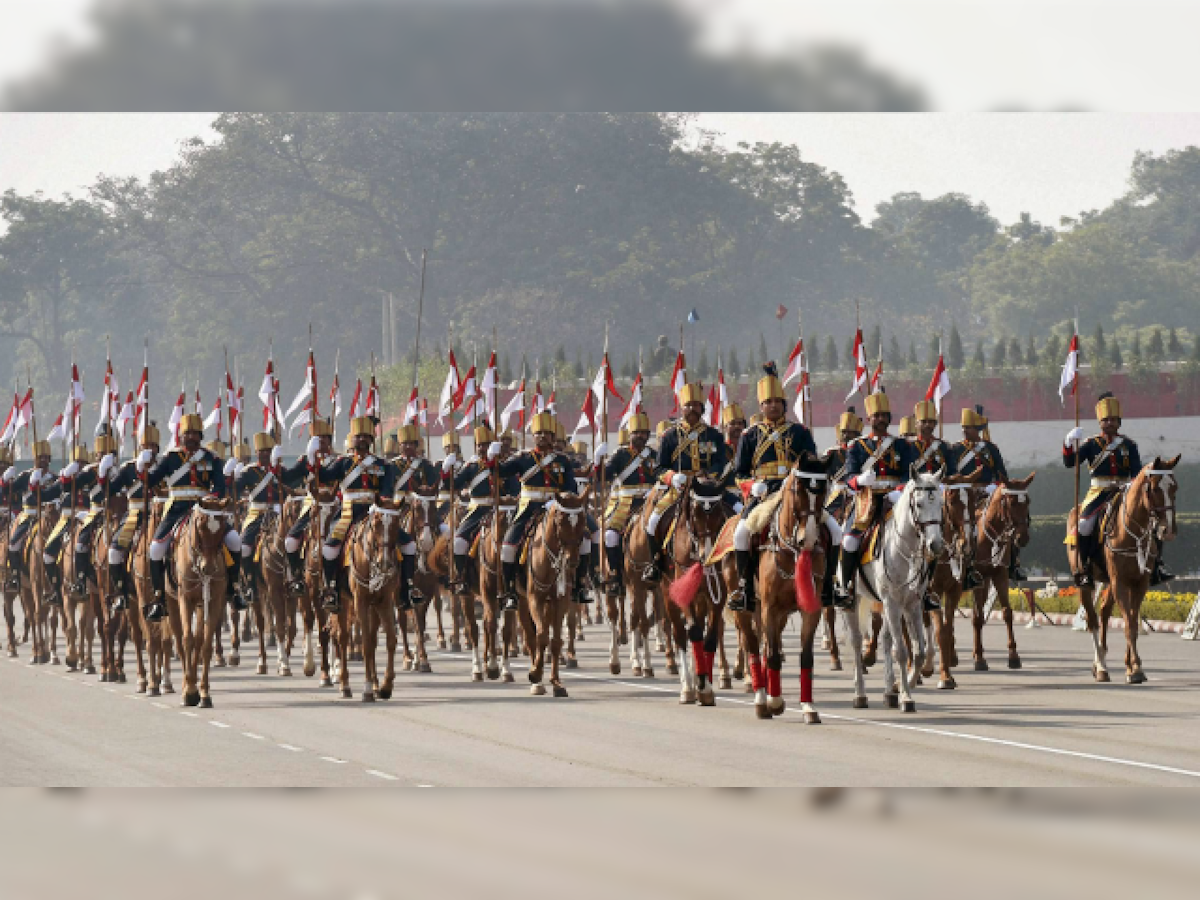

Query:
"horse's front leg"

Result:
[[550, 598, 568, 698], [500, 608, 516, 683], [379, 601, 397, 700], [690, 608, 714, 707], [564, 603, 578, 669], [840, 600, 867, 708], [798, 608, 822, 723], [1095, 585, 1113, 682], [886, 600, 918, 713], [995, 571, 1021, 670], [528, 601, 547, 695], [301, 596, 317, 678], [359, 602, 377, 702], [971, 585, 989, 672], [716, 612, 731, 690], [198, 600, 216, 708], [434, 593, 447, 650], [472, 594, 488, 682], [1119, 581, 1147, 684], [414, 601, 431, 673]]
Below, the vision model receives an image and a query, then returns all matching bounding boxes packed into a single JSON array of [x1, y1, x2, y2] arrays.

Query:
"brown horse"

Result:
[[399, 489, 440, 674], [279, 491, 337, 684], [658, 476, 731, 706], [59, 515, 97, 676], [470, 505, 525, 683], [620, 496, 676, 680], [254, 504, 297, 676], [2, 514, 24, 658], [335, 499, 403, 702], [963, 475, 1036, 672], [524, 491, 591, 697], [1071, 456, 1179, 684], [166, 497, 235, 708], [929, 477, 982, 690], [129, 501, 175, 696], [17, 506, 59, 666], [723, 467, 829, 722]]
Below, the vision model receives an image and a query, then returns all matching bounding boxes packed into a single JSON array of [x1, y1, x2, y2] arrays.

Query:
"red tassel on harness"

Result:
[[669, 562, 705, 608], [794, 549, 820, 614]]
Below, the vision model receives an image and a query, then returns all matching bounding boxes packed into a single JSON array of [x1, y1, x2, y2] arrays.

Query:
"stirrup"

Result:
[[727, 583, 753, 613], [46, 590, 63, 608], [71, 576, 88, 593], [922, 593, 941, 613], [321, 588, 340, 612], [963, 568, 983, 589], [112, 595, 128, 612], [500, 596, 518, 612], [143, 602, 166, 623], [230, 589, 249, 612], [1150, 562, 1174, 586], [1073, 569, 1094, 588], [641, 562, 661, 584]]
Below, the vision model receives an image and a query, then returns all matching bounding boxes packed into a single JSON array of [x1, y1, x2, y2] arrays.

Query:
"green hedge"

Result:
[[1017, 513, 1198, 577], [954, 590, 1197, 622]]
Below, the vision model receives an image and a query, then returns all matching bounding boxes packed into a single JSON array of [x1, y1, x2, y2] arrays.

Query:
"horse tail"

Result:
[[794, 550, 820, 614], [668, 563, 705, 608]]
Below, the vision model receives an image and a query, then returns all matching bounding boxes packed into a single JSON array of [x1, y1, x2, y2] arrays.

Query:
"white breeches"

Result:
[[284, 535, 303, 554], [453, 536, 471, 555], [645, 511, 663, 536], [604, 529, 621, 548], [733, 521, 752, 552]]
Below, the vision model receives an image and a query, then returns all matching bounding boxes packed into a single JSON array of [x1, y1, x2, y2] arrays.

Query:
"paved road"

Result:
[[3, 609, 1199, 786]]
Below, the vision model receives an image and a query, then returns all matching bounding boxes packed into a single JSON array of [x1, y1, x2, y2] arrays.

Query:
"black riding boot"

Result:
[[833, 546, 861, 609], [285, 548, 305, 593], [146, 557, 168, 622], [642, 531, 664, 584], [821, 545, 839, 607], [1007, 548, 1027, 584], [4, 551, 20, 591], [398, 552, 418, 610], [1074, 531, 1096, 588], [73, 549, 94, 593], [43, 560, 63, 607], [574, 555, 593, 604], [963, 557, 983, 589], [1150, 538, 1174, 586], [108, 562, 129, 610], [728, 549, 756, 613], [452, 553, 474, 593], [227, 555, 246, 611], [321, 554, 341, 611], [922, 560, 941, 612], [501, 559, 520, 611], [604, 544, 624, 593]]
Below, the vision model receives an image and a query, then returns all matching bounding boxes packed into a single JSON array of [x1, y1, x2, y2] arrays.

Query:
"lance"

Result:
[[598, 325, 610, 589]]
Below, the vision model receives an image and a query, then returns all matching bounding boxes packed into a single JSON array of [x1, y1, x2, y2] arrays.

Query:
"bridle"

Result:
[[878, 479, 943, 591], [981, 485, 1028, 567], [350, 504, 400, 595], [180, 504, 232, 593], [765, 469, 827, 582], [1106, 468, 1176, 574], [529, 497, 584, 599]]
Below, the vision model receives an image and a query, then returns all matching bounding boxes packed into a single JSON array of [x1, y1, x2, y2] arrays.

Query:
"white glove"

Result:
[[442, 453, 458, 473], [306, 436, 321, 465], [671, 472, 688, 490], [1065, 426, 1084, 447], [98, 454, 115, 478], [234, 463, 246, 478], [751, 481, 768, 498], [487, 442, 502, 461], [29, 468, 44, 487], [61, 461, 80, 478], [270, 445, 283, 465], [223, 458, 237, 477], [136, 448, 153, 472], [1, 466, 14, 483], [593, 442, 609, 465], [857, 469, 877, 488]]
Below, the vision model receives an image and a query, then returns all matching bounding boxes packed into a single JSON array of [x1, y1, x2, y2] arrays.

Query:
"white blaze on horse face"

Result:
[[206, 514, 221, 534]]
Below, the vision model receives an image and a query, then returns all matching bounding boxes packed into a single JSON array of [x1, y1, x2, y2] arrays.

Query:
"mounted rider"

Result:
[[834, 391, 918, 607], [1064, 391, 1172, 587], [728, 364, 819, 613], [719, 402, 748, 513], [106, 422, 166, 609], [437, 431, 462, 518], [449, 423, 503, 602], [311, 416, 419, 611], [4, 439, 60, 594], [495, 412, 586, 606], [820, 407, 862, 604], [642, 383, 727, 584], [593, 412, 655, 596], [44, 435, 120, 607], [138, 414, 239, 623], [955, 405, 1025, 582], [234, 431, 304, 608], [281, 417, 334, 593]]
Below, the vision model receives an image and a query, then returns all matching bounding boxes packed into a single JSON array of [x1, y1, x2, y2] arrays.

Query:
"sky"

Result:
[[3, 112, 1200, 226]]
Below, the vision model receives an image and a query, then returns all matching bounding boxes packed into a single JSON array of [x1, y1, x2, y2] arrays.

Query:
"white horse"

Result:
[[840, 467, 946, 712]]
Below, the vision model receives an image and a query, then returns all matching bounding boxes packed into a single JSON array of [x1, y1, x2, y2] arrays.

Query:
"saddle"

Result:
[[859, 507, 895, 566], [517, 507, 549, 565]]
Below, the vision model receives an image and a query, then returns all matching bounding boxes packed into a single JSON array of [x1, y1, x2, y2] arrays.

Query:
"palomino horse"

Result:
[[722, 463, 830, 722], [255, 504, 298, 676], [659, 476, 730, 706], [523, 490, 591, 697], [166, 497, 235, 708], [928, 476, 982, 690], [843, 468, 946, 712], [965, 474, 1036, 672], [1070, 456, 1179, 684], [129, 500, 175, 696], [399, 488, 441, 674], [334, 499, 403, 702], [614, 509, 667, 680], [470, 505, 522, 683], [282, 490, 338, 684], [60, 515, 97, 676]]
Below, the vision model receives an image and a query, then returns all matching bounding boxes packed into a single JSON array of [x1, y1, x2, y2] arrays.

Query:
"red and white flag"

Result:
[[479, 352, 498, 418], [289, 400, 314, 438], [46, 412, 67, 443], [402, 387, 420, 426], [168, 388, 185, 449], [225, 371, 239, 442], [571, 389, 596, 440], [14, 388, 34, 437], [846, 328, 868, 401], [437, 349, 461, 425], [794, 369, 811, 426], [285, 351, 316, 421], [925, 354, 952, 414], [782, 337, 805, 387], [869, 359, 884, 395], [348, 379, 363, 419], [617, 373, 643, 431], [233, 385, 245, 445], [117, 391, 135, 442], [705, 364, 727, 427], [70, 364, 84, 441], [418, 398, 428, 428], [453, 365, 479, 431], [193, 382, 203, 416], [590, 352, 623, 408], [1059, 332, 1079, 404], [0, 393, 17, 445], [668, 349, 687, 414], [500, 378, 525, 433], [328, 360, 342, 423], [96, 358, 115, 436], [134, 358, 149, 443], [203, 392, 223, 436], [546, 389, 557, 416], [259, 358, 278, 431], [365, 377, 380, 420]]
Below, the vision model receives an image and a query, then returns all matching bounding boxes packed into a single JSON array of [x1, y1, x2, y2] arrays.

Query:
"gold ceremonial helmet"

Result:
[[756, 363, 785, 403], [344, 433, 355, 450], [206, 439, 227, 457], [837, 407, 863, 435], [721, 402, 746, 425], [1096, 392, 1122, 421], [961, 407, 986, 428], [473, 423, 495, 445], [864, 392, 890, 416], [74, 445, 91, 463], [897, 416, 918, 438], [141, 422, 161, 447], [252, 432, 276, 451], [0, 445, 12, 465], [656, 420, 671, 437], [530, 412, 556, 435], [311, 418, 333, 437], [33, 440, 52, 458], [234, 441, 252, 462], [398, 423, 421, 443], [628, 412, 651, 433], [914, 400, 937, 422], [617, 428, 630, 446], [94, 434, 118, 455], [501, 428, 515, 441], [382, 434, 401, 456], [570, 440, 588, 455], [677, 383, 705, 405], [441, 432, 460, 451], [349, 416, 375, 438], [179, 413, 203, 433], [554, 420, 566, 441]]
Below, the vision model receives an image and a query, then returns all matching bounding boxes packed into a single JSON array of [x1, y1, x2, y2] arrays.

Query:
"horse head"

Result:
[[407, 487, 441, 553], [545, 489, 590, 552], [687, 476, 728, 539], [943, 471, 981, 548], [367, 497, 404, 555], [1144, 455, 1180, 542], [1000, 472, 1036, 548], [906, 464, 946, 560], [187, 496, 234, 574], [779, 454, 830, 548]]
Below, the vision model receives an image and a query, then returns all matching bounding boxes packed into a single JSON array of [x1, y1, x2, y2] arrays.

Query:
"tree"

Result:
[[1044, 334, 1062, 369], [554, 345, 567, 366], [1110, 341, 1124, 370], [823, 336, 839, 372], [973, 339, 986, 368], [1008, 336, 1023, 366], [499, 354, 513, 384], [1130, 332, 1143, 360], [989, 338, 1007, 371], [1193, 333, 1200, 361], [573, 348, 584, 379], [744, 343, 757, 374], [727, 347, 740, 376], [927, 334, 940, 368], [907, 340, 918, 367], [1147, 327, 1165, 361], [1025, 332, 1038, 366], [1168, 327, 1184, 359], [885, 334, 902, 368], [1093, 324, 1107, 359], [759, 333, 769, 366], [867, 324, 882, 361], [948, 324, 965, 369], [697, 343, 711, 379]]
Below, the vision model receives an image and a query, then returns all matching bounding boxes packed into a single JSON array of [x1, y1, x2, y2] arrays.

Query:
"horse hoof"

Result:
[[136, 679, 147, 693], [679, 691, 696, 704], [229, 654, 239, 668], [402, 658, 413, 672], [51, 656, 60, 666], [254, 663, 266, 675], [902, 700, 917, 713], [66, 662, 77, 672], [147, 686, 161, 697], [974, 659, 989, 672], [565, 658, 578, 670], [280, 666, 292, 677], [472, 670, 484, 682], [214, 657, 227, 669], [655, 640, 665, 652], [486, 666, 500, 680], [912, 673, 923, 686], [576, 631, 586, 642], [361, 692, 375, 703], [821, 636, 831, 650], [552, 685, 569, 698], [643, 668, 654, 679], [666, 663, 679, 676], [698, 690, 716, 707], [341, 687, 353, 699], [755, 704, 773, 719], [418, 661, 431, 673], [183, 692, 200, 707], [503, 671, 514, 683], [733, 665, 744, 681], [937, 678, 956, 690], [378, 686, 392, 700], [852, 696, 868, 709], [1128, 671, 1147, 685], [743, 681, 754, 694], [163, 682, 175, 694], [437, 637, 447, 650], [862, 650, 877, 668], [99, 671, 110, 682], [320, 677, 333, 688], [450, 642, 461, 653], [199, 696, 212, 709], [303, 662, 316, 678], [719, 676, 732, 690], [768, 698, 785, 716], [611, 663, 622, 676], [1007, 657, 1022, 670], [531, 683, 546, 696], [84, 665, 96, 675], [921, 663, 935, 678], [884, 693, 899, 709]]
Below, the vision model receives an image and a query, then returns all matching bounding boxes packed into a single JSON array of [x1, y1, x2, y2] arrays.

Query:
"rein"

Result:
[[529, 504, 581, 599], [1105, 469, 1175, 574], [877, 483, 942, 591], [350, 506, 399, 596]]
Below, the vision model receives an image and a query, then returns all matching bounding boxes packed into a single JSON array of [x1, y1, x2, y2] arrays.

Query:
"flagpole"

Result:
[[308, 324, 320, 565], [599, 325, 610, 589], [938, 332, 944, 441], [1073, 317, 1081, 524], [446, 327, 457, 591], [332, 348, 341, 448], [27, 365, 40, 519], [491, 327, 501, 588]]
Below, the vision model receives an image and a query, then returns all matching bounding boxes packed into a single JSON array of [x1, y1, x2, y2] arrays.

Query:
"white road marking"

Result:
[[105, 688, 117, 694], [209, 721, 230, 729], [125, 695, 144, 701], [319, 756, 347, 764], [365, 770, 397, 781], [152, 702, 170, 709], [417, 784, 434, 788], [278, 743, 303, 752], [242, 732, 265, 741], [180, 711, 199, 718]]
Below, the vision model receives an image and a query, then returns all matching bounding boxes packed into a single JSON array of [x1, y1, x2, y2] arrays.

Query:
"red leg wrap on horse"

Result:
[[704, 650, 715, 677], [800, 667, 813, 704], [691, 641, 708, 676], [766, 666, 782, 698], [749, 654, 764, 691]]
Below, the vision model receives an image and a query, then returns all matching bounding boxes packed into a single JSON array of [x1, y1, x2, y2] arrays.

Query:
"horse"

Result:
[[619, 492, 677, 680], [255, 502, 297, 676], [129, 499, 175, 696], [523, 490, 592, 697], [722, 464, 831, 722], [399, 488, 441, 674], [280, 489, 337, 684], [335, 499, 403, 702], [927, 476, 982, 690], [1070, 456, 1179, 684], [842, 468, 946, 712], [657, 476, 731, 706], [166, 497, 235, 708], [965, 474, 1036, 672], [472, 504, 523, 683], [1, 513, 24, 659], [59, 513, 97, 676], [18, 505, 60, 667]]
